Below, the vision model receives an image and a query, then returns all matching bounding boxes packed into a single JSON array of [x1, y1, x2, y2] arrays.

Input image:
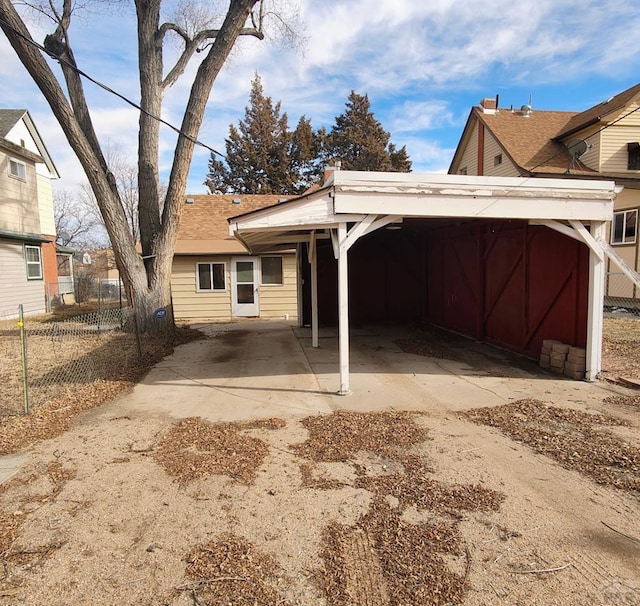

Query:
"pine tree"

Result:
[[205, 74, 322, 195], [389, 142, 412, 172], [290, 116, 323, 193], [324, 91, 412, 172]]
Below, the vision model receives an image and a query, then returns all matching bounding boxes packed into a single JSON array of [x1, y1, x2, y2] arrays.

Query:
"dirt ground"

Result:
[[1, 321, 640, 605]]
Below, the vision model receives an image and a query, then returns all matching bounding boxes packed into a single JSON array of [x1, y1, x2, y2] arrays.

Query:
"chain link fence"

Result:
[[605, 271, 640, 316], [602, 270, 640, 381], [0, 306, 135, 416]]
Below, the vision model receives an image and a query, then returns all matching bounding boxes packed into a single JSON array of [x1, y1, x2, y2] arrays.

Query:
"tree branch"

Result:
[[159, 23, 263, 91]]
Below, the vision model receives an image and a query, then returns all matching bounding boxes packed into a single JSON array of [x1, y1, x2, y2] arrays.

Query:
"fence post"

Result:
[[97, 278, 102, 333], [18, 304, 29, 414]]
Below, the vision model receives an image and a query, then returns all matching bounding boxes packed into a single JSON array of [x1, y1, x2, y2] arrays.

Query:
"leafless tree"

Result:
[[54, 189, 106, 248], [0, 0, 293, 331]]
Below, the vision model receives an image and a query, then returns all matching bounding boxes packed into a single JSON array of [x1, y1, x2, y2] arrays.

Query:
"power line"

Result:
[[0, 14, 226, 159]]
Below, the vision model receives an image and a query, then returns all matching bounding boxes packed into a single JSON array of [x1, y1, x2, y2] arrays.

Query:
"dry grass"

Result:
[[602, 317, 640, 380], [0, 325, 203, 455], [463, 398, 640, 492]]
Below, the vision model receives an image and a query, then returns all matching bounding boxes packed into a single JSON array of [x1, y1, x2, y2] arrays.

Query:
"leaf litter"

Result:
[[293, 410, 504, 605], [153, 417, 284, 486], [463, 398, 640, 492]]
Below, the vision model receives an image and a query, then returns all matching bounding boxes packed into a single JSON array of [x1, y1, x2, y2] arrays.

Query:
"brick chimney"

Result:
[[479, 96, 498, 114], [323, 159, 342, 185]]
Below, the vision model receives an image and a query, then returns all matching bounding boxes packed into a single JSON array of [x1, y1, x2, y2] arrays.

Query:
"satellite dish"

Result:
[[567, 139, 588, 158]]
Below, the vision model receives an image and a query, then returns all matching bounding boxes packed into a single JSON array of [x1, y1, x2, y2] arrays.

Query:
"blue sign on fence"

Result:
[[154, 307, 167, 319]]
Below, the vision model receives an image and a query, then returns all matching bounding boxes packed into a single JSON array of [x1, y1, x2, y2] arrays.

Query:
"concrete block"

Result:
[[539, 353, 550, 369], [542, 339, 562, 350], [564, 369, 585, 380], [551, 342, 570, 354], [565, 360, 586, 373], [569, 346, 586, 359]]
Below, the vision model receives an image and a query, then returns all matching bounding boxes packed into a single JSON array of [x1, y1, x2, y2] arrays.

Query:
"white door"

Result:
[[231, 257, 260, 317]]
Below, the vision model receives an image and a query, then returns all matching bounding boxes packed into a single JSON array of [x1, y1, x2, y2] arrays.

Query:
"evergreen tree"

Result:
[[205, 74, 321, 194], [205, 84, 410, 195], [324, 91, 412, 172], [290, 116, 324, 192], [389, 142, 412, 172]]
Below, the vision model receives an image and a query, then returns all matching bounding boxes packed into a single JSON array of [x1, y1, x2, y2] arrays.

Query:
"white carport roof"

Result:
[[228, 171, 618, 394]]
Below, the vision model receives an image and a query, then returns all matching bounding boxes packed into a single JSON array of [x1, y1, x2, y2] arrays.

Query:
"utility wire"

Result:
[[0, 14, 226, 159]]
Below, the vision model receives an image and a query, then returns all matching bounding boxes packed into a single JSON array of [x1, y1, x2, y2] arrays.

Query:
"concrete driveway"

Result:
[[126, 320, 619, 422]]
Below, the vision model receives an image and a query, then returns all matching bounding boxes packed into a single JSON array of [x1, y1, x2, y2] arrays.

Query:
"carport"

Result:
[[228, 171, 617, 394]]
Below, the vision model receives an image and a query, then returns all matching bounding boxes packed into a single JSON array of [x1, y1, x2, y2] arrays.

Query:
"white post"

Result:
[[586, 221, 606, 381], [337, 222, 350, 395], [309, 232, 319, 348]]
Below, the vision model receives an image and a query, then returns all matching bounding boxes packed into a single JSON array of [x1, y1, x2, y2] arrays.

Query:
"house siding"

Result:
[[570, 124, 601, 171], [37, 174, 56, 235], [456, 122, 478, 175], [606, 188, 639, 299], [258, 254, 298, 319], [171, 253, 298, 322], [171, 255, 233, 322], [483, 130, 519, 177], [600, 125, 640, 174], [0, 151, 40, 234], [0, 239, 45, 319]]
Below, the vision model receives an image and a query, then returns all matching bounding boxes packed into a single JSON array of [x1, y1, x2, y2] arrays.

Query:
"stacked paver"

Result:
[[539, 340, 586, 380]]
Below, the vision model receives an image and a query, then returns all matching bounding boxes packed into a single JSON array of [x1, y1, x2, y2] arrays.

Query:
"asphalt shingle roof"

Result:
[[556, 82, 640, 139], [0, 109, 26, 138], [174, 194, 291, 254], [476, 108, 598, 175]]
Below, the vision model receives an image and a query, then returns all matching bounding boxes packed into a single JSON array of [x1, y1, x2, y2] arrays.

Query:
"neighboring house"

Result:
[[449, 82, 640, 306], [90, 248, 122, 292], [0, 109, 60, 319], [171, 195, 297, 322], [56, 244, 76, 304]]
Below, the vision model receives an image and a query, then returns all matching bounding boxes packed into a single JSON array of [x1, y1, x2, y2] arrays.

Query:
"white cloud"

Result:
[[2, 0, 640, 197]]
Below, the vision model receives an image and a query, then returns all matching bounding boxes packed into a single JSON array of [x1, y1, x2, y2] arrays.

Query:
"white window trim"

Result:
[[196, 261, 226, 292], [9, 158, 27, 181], [611, 209, 638, 245], [24, 245, 43, 280], [260, 255, 284, 286]]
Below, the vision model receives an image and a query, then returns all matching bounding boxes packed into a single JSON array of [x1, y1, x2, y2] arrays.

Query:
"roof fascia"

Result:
[[448, 108, 477, 174], [19, 111, 60, 178], [554, 116, 601, 142], [0, 228, 51, 243], [330, 175, 616, 222]]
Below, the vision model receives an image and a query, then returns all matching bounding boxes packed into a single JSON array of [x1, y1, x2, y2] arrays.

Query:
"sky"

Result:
[[2, 0, 640, 197]]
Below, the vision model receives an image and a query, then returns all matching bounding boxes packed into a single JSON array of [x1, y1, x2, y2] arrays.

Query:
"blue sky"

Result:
[[2, 0, 640, 195]]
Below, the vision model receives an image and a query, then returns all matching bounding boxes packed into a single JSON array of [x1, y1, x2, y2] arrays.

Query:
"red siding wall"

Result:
[[307, 220, 589, 358], [427, 221, 588, 357]]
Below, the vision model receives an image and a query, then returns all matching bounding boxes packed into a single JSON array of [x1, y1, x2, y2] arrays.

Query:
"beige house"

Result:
[[0, 109, 60, 319], [449, 83, 640, 305], [171, 195, 298, 322]]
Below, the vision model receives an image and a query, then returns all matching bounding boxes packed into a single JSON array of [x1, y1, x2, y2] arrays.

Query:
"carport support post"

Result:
[[586, 221, 606, 381], [337, 222, 351, 395], [309, 232, 319, 348]]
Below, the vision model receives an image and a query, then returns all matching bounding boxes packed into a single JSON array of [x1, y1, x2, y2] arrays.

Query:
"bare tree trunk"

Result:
[[0, 0, 262, 334]]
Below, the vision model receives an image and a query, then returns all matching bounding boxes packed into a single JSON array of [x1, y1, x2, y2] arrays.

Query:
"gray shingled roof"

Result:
[[0, 109, 27, 138]]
